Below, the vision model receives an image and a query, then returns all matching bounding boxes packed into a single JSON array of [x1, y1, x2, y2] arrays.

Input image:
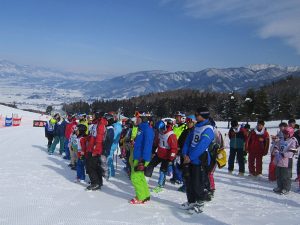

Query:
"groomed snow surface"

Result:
[[0, 105, 300, 225]]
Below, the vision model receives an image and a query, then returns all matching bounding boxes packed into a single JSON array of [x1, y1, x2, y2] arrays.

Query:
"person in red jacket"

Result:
[[64, 114, 77, 160], [86, 111, 106, 191], [246, 120, 270, 177], [145, 119, 178, 193]]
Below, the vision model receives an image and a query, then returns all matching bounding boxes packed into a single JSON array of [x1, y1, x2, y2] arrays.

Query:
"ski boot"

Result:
[[152, 185, 164, 193], [187, 201, 204, 214]]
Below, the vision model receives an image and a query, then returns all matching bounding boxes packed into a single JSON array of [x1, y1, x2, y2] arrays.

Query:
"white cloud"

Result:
[[164, 0, 300, 54]]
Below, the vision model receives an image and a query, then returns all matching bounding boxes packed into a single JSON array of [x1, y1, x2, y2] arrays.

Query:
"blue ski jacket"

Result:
[[103, 126, 115, 157], [133, 122, 155, 162], [182, 119, 214, 165], [45, 119, 56, 136], [110, 122, 122, 154]]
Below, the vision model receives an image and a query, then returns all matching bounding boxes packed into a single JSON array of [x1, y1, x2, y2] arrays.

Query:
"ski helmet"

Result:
[[174, 111, 185, 117], [155, 120, 166, 133], [186, 115, 196, 123], [174, 111, 186, 123]]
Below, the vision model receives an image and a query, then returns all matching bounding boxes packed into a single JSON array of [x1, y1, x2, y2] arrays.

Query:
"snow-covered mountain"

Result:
[[0, 60, 299, 109], [89, 64, 300, 98]]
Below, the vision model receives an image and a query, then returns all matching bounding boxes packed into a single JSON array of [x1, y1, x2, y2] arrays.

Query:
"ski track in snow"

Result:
[[0, 105, 300, 225]]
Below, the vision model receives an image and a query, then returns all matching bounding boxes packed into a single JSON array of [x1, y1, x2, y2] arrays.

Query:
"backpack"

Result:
[[201, 129, 227, 171]]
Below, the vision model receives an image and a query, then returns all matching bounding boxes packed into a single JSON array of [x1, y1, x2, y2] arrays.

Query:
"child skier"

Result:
[[64, 114, 77, 160], [45, 117, 56, 151], [246, 120, 269, 177], [102, 113, 115, 180], [269, 122, 287, 181], [74, 124, 88, 184], [177, 115, 196, 192], [107, 114, 122, 179], [145, 119, 178, 193], [206, 119, 224, 197], [228, 120, 248, 176], [272, 127, 298, 194], [170, 111, 187, 184], [69, 129, 78, 170]]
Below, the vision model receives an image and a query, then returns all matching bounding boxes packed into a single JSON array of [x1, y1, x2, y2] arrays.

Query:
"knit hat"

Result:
[[195, 107, 210, 119]]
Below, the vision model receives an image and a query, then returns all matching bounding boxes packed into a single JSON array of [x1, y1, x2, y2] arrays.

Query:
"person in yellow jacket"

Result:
[[173, 111, 187, 139], [79, 114, 89, 135]]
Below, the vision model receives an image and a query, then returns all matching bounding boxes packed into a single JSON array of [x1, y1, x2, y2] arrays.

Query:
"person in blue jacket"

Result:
[[45, 117, 56, 150], [107, 116, 123, 179], [180, 107, 215, 214], [130, 112, 155, 204], [49, 113, 67, 155]]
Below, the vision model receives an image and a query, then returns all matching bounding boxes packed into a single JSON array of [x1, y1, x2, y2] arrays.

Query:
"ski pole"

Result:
[[116, 145, 119, 171]]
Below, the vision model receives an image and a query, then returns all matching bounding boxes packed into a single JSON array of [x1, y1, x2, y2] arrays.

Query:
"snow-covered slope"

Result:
[[0, 105, 300, 225]]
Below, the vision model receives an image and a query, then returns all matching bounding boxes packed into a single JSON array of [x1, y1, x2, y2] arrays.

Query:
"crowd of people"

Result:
[[44, 108, 300, 214], [227, 119, 300, 195]]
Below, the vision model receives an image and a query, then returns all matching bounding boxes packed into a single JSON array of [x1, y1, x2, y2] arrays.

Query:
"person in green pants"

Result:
[[130, 113, 154, 204]]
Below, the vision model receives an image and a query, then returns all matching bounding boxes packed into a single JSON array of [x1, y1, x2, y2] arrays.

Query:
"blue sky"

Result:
[[0, 0, 299, 76]]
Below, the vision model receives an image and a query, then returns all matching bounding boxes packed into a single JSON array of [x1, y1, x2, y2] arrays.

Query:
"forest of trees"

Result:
[[61, 75, 300, 121]]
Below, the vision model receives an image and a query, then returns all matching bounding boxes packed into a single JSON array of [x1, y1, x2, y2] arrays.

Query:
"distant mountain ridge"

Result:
[[87, 64, 300, 98], [0, 60, 299, 110]]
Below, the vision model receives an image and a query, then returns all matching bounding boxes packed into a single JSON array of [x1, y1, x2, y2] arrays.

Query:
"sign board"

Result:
[[33, 120, 47, 127]]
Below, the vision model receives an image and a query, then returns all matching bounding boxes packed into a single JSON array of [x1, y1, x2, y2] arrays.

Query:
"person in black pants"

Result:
[[228, 120, 248, 176], [86, 152, 103, 188], [85, 111, 106, 191], [181, 107, 215, 214], [45, 118, 56, 150]]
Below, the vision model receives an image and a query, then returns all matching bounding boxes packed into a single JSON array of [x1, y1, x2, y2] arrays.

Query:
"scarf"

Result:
[[254, 127, 265, 135], [233, 126, 241, 133]]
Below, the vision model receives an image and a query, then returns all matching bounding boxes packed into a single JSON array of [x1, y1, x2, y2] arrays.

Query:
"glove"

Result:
[[134, 160, 145, 172], [182, 163, 190, 177], [169, 152, 177, 162]]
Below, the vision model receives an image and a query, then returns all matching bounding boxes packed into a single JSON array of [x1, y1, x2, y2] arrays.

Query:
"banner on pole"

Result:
[[13, 118, 22, 126], [5, 117, 13, 127]]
